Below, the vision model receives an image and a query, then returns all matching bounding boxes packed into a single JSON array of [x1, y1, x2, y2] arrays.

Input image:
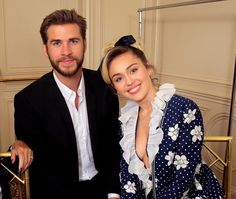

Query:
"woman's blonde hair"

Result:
[[101, 35, 155, 87]]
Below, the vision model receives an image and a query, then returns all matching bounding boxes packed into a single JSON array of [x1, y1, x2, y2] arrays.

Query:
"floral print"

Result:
[[165, 151, 175, 166], [191, 125, 203, 142], [183, 109, 196, 124], [124, 181, 136, 194], [168, 124, 179, 141], [173, 155, 189, 170], [119, 84, 224, 199]]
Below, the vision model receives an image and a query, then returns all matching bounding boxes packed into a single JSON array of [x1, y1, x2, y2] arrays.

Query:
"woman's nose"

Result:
[[125, 75, 133, 85]]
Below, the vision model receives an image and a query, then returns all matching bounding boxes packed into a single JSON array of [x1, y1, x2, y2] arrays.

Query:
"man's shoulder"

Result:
[[83, 67, 104, 84], [16, 71, 53, 96], [83, 67, 100, 77], [82, 67, 115, 96]]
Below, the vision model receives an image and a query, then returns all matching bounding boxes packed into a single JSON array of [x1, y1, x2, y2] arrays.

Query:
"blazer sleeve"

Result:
[[14, 90, 42, 149], [104, 83, 121, 195], [92, 69, 121, 195]]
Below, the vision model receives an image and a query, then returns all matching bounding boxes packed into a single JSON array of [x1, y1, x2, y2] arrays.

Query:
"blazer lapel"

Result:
[[47, 72, 78, 160], [83, 71, 98, 160]]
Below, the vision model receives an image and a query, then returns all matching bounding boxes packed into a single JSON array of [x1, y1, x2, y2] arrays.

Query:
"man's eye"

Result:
[[70, 39, 79, 45], [52, 41, 61, 47]]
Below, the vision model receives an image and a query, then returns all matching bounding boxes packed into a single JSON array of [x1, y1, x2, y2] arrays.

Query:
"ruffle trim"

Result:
[[119, 83, 176, 190]]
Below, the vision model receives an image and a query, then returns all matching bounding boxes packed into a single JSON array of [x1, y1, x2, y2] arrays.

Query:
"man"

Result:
[[13, 9, 120, 199]]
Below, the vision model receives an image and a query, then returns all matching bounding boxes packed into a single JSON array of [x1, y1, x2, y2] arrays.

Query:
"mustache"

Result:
[[57, 55, 75, 62]]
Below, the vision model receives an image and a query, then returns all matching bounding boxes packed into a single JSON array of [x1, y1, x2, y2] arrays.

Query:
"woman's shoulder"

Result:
[[165, 94, 202, 125], [169, 94, 199, 110]]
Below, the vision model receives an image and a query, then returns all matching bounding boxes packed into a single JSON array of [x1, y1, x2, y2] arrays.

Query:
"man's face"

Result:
[[44, 23, 86, 77]]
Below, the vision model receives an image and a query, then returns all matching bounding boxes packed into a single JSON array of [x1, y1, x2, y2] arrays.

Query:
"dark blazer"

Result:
[[14, 69, 120, 199]]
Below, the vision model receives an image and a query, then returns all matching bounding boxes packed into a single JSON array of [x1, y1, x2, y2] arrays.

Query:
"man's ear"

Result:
[[83, 39, 87, 53], [42, 44, 48, 57]]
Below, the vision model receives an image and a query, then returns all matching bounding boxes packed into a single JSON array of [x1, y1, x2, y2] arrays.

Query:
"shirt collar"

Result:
[[53, 71, 85, 102]]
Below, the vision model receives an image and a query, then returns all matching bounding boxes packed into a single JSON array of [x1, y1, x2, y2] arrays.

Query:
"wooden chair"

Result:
[[203, 136, 233, 199], [0, 152, 30, 199]]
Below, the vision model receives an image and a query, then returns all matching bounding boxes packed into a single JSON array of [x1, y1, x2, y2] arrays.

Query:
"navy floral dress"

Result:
[[119, 83, 224, 199]]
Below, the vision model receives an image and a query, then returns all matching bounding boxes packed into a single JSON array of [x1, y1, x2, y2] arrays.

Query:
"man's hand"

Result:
[[10, 140, 33, 172]]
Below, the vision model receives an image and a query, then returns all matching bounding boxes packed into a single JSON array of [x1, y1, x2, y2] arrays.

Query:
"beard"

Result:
[[48, 54, 84, 77]]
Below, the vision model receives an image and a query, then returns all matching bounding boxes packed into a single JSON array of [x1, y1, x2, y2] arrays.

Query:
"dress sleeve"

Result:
[[156, 97, 204, 198]]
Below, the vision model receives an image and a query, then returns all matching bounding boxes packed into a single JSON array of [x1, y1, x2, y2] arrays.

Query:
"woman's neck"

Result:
[[138, 85, 157, 111]]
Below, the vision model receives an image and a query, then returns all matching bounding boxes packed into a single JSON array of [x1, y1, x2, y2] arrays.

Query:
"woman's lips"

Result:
[[128, 84, 141, 94]]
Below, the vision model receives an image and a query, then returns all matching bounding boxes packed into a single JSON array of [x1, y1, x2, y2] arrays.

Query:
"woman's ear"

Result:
[[147, 64, 155, 77]]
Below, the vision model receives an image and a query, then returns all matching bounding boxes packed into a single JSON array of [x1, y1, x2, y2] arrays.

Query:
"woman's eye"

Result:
[[130, 68, 138, 74], [114, 77, 122, 82]]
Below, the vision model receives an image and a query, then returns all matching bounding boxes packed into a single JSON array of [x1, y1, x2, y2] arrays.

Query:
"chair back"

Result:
[[0, 152, 30, 199], [203, 136, 233, 199]]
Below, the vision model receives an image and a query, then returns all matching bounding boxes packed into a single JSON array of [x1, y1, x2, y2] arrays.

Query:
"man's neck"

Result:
[[54, 69, 82, 92]]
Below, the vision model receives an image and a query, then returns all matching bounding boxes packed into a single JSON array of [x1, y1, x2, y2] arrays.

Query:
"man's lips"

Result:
[[59, 58, 75, 65]]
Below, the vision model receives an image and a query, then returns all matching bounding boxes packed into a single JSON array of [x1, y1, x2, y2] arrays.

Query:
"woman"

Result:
[[101, 35, 224, 199]]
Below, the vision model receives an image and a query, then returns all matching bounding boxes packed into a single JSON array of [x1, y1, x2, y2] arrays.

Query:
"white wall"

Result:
[[143, 0, 236, 197], [0, 0, 145, 148]]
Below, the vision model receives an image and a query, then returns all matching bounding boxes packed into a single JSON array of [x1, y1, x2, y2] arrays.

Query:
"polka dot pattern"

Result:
[[119, 94, 224, 199]]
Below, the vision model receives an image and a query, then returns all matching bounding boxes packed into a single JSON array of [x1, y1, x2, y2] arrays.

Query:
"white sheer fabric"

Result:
[[119, 83, 176, 192]]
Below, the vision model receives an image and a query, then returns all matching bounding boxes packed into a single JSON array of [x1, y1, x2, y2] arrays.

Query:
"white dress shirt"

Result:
[[53, 72, 97, 180], [53, 72, 119, 198]]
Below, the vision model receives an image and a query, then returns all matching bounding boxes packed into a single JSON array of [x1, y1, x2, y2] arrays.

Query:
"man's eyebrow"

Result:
[[49, 39, 61, 44], [68, 37, 81, 41], [49, 37, 80, 43]]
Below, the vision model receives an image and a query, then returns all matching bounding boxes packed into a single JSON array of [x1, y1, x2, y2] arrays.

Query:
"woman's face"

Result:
[[109, 51, 156, 103]]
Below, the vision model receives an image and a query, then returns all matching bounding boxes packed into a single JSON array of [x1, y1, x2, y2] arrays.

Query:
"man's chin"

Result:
[[57, 68, 80, 77]]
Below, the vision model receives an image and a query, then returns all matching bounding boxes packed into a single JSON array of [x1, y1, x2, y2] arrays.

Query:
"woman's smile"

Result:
[[127, 83, 141, 94]]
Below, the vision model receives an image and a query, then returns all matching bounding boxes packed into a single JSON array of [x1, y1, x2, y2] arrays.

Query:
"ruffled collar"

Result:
[[119, 83, 176, 191]]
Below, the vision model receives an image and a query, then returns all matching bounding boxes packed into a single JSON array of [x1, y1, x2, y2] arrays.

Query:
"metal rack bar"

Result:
[[137, 0, 226, 12], [137, 0, 227, 41]]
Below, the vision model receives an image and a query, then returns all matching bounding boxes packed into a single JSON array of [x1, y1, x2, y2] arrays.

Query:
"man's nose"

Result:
[[61, 43, 72, 55]]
